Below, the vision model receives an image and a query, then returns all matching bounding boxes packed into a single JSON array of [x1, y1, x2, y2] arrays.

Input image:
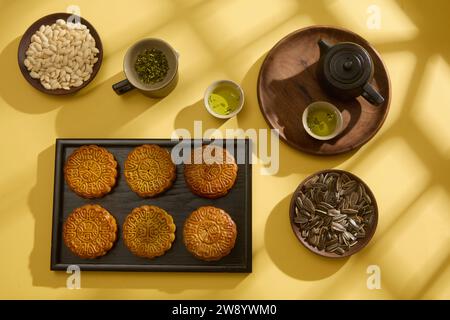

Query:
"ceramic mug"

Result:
[[112, 38, 179, 98]]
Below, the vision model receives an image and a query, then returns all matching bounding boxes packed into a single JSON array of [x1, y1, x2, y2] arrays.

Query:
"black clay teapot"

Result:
[[316, 39, 384, 106]]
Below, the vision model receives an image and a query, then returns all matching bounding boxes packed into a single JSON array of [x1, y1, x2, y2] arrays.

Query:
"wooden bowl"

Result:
[[17, 13, 103, 95], [289, 169, 378, 258]]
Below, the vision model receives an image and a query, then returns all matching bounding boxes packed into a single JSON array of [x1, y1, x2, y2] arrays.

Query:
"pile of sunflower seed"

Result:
[[293, 172, 375, 255]]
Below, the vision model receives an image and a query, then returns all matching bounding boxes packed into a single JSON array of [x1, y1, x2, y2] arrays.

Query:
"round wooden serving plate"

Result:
[[257, 26, 391, 155], [289, 169, 378, 258], [18, 13, 103, 95]]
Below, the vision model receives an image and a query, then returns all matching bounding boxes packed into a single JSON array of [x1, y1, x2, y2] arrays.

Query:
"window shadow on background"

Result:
[[10, 0, 450, 298]]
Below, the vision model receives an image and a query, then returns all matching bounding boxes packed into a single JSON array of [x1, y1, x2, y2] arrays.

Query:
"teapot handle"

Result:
[[362, 83, 385, 106]]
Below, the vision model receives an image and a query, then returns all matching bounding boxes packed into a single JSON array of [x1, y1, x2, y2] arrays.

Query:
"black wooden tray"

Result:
[[50, 139, 252, 272]]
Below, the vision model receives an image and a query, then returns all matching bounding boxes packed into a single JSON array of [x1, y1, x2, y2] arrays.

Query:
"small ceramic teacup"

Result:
[[112, 38, 179, 98], [302, 101, 344, 140], [204, 80, 244, 119]]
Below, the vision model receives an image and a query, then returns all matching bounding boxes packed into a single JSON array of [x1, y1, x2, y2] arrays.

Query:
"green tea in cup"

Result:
[[307, 107, 338, 136], [208, 85, 241, 116], [204, 80, 244, 119], [302, 101, 344, 140]]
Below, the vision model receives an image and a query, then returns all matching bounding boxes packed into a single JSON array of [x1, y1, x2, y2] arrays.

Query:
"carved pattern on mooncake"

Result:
[[183, 206, 237, 261], [123, 205, 176, 259], [184, 145, 238, 199], [63, 204, 117, 259], [64, 145, 117, 198], [124, 145, 176, 197]]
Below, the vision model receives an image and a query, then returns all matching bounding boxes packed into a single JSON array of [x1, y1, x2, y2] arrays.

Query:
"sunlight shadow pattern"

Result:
[[12, 0, 449, 298]]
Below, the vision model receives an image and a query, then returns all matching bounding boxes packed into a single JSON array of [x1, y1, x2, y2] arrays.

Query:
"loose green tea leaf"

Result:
[[134, 49, 169, 85]]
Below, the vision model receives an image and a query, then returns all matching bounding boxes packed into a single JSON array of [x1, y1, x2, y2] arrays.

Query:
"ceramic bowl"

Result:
[[302, 101, 344, 140], [18, 13, 103, 95], [289, 169, 378, 258], [204, 80, 244, 119]]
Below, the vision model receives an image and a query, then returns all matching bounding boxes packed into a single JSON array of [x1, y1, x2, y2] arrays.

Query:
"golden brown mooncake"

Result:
[[124, 144, 176, 197], [122, 205, 176, 259], [184, 145, 238, 199], [63, 204, 118, 259], [183, 206, 237, 261], [64, 145, 117, 199]]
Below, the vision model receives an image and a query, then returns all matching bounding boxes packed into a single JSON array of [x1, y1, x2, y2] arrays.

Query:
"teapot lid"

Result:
[[322, 42, 373, 89]]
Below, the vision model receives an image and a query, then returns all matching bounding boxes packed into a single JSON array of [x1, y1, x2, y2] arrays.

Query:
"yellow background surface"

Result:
[[0, 0, 449, 299]]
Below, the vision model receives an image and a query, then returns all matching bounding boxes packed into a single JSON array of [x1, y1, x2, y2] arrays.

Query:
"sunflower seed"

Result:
[[333, 215, 347, 223], [296, 196, 303, 209], [326, 243, 339, 252], [312, 183, 327, 190], [362, 186, 372, 204], [356, 229, 366, 238], [331, 222, 346, 232], [314, 191, 324, 204], [348, 218, 361, 230], [327, 208, 340, 216], [317, 203, 330, 211], [320, 202, 334, 209], [303, 197, 315, 213], [342, 208, 359, 215], [301, 209, 311, 217], [294, 216, 309, 224], [318, 228, 327, 250], [343, 180, 357, 189], [336, 175, 342, 190], [342, 174, 351, 183], [349, 241, 358, 247], [343, 187, 356, 196], [315, 209, 328, 215], [350, 191, 359, 206], [342, 234, 349, 246], [305, 176, 319, 187], [358, 184, 364, 200], [344, 231, 356, 241]]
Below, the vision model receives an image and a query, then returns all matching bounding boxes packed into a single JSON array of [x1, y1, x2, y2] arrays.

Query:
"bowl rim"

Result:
[[203, 80, 245, 119], [289, 169, 379, 259], [17, 12, 103, 95], [123, 37, 179, 91], [302, 101, 344, 141]]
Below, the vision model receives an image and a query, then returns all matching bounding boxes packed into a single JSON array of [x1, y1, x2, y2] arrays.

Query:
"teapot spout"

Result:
[[318, 39, 332, 56]]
